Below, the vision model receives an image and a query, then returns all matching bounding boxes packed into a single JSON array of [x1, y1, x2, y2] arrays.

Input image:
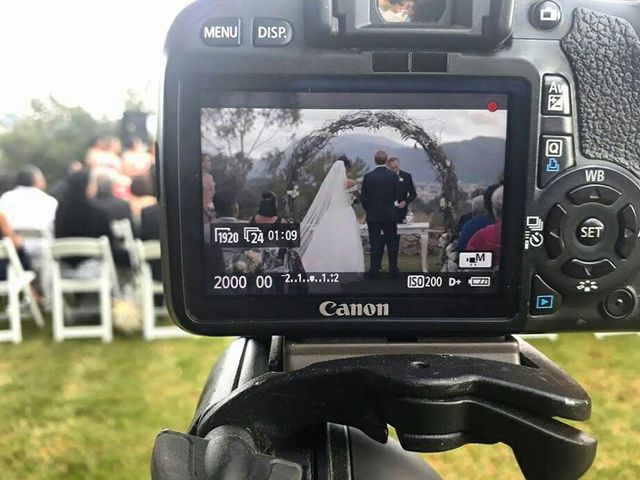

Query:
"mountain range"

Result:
[[324, 133, 506, 185]]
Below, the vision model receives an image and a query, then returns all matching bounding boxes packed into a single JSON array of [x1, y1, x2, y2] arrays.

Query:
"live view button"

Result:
[[253, 18, 293, 47], [201, 18, 242, 46]]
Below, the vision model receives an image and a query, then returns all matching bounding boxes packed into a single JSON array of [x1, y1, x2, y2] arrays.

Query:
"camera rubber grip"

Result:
[[561, 8, 640, 176]]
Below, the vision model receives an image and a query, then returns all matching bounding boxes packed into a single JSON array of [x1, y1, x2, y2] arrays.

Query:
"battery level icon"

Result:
[[468, 277, 491, 287]]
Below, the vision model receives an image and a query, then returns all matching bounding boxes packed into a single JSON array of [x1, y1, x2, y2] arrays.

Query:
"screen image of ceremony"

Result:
[[201, 95, 508, 296]]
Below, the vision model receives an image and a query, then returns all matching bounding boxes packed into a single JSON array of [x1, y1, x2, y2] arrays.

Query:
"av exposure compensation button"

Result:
[[201, 18, 242, 46], [253, 18, 293, 46], [542, 75, 571, 116]]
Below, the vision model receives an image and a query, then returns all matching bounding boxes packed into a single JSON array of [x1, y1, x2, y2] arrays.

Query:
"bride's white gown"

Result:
[[300, 162, 365, 273]]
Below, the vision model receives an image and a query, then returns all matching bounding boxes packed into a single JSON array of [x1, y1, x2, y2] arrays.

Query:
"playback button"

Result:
[[531, 275, 562, 316]]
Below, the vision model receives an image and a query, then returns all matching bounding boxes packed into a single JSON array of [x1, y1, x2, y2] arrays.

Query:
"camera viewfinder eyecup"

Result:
[[304, 0, 515, 49]]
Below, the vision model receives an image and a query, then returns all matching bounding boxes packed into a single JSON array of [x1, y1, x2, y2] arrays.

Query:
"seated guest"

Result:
[[466, 186, 504, 268], [456, 185, 499, 252], [140, 204, 161, 280], [0, 212, 31, 280], [140, 204, 160, 241], [0, 165, 58, 235], [250, 192, 287, 225], [129, 173, 157, 227], [95, 174, 133, 223], [55, 169, 127, 268]]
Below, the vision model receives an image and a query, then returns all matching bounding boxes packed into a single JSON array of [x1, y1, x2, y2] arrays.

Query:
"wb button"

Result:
[[253, 18, 293, 47]]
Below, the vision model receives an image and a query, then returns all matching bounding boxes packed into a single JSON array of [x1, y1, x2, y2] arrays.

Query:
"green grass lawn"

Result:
[[1, 327, 639, 479]]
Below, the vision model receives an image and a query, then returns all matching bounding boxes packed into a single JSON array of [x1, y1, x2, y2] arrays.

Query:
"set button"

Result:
[[576, 218, 605, 247]]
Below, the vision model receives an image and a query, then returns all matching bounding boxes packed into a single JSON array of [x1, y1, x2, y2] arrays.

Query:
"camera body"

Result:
[[160, 0, 640, 337]]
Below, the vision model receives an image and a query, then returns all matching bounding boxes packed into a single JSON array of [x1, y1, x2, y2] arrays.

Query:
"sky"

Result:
[[201, 108, 509, 158], [0, 0, 192, 120]]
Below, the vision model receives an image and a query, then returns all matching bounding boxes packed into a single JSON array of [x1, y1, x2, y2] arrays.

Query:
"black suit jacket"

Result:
[[361, 166, 402, 223], [140, 204, 160, 241], [97, 195, 133, 224], [396, 170, 417, 222]]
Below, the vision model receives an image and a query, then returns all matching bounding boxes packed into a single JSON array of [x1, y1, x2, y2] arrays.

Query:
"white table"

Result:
[[360, 222, 432, 272]]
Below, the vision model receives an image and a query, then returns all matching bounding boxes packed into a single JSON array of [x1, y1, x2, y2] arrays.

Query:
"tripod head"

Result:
[[152, 336, 596, 479]]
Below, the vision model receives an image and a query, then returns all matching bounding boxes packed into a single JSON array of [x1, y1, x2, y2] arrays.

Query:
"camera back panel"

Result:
[[160, 0, 640, 337]]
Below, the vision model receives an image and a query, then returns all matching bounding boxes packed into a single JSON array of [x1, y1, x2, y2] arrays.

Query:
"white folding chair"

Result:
[[15, 228, 52, 309], [517, 334, 559, 342], [594, 332, 640, 339], [0, 238, 44, 343], [47, 237, 119, 343], [110, 219, 140, 270], [137, 240, 189, 340]]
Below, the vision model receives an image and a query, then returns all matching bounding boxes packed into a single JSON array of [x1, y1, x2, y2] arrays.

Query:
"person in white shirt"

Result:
[[0, 166, 58, 235]]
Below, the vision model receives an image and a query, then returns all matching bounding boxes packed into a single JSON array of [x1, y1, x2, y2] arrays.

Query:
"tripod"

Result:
[[151, 336, 596, 479]]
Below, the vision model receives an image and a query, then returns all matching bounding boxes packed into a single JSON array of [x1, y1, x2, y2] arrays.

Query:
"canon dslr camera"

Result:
[[159, 0, 640, 337], [152, 2, 640, 479]]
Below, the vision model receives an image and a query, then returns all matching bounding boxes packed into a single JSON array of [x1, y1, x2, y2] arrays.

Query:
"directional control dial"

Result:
[[531, 167, 640, 303], [616, 205, 637, 259], [545, 204, 566, 259]]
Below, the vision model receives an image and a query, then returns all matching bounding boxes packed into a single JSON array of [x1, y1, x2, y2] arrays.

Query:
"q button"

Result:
[[253, 18, 294, 47]]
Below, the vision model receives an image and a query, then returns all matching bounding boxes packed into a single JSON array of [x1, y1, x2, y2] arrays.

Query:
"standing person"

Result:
[[122, 137, 154, 179], [387, 157, 417, 224], [202, 154, 216, 222], [360, 151, 402, 278], [299, 158, 364, 274], [0, 166, 58, 235], [129, 173, 157, 228], [94, 174, 133, 224]]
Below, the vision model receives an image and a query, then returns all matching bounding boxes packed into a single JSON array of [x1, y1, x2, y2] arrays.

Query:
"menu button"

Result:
[[202, 18, 242, 46]]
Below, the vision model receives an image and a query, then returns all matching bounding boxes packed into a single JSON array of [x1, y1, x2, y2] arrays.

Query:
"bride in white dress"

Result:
[[300, 159, 365, 273]]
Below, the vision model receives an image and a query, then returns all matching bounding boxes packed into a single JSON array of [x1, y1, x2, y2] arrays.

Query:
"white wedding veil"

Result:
[[299, 161, 347, 259]]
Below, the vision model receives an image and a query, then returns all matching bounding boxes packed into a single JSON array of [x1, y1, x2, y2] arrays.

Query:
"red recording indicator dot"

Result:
[[487, 101, 499, 112]]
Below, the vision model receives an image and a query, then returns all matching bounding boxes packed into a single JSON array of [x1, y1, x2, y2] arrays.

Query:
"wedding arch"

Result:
[[283, 110, 462, 232]]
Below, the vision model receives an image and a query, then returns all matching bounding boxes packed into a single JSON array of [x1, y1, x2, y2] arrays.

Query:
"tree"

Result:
[[201, 108, 300, 191], [0, 97, 117, 183]]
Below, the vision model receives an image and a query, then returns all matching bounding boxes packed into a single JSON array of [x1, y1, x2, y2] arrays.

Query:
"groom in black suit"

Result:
[[361, 150, 403, 278], [387, 156, 417, 223]]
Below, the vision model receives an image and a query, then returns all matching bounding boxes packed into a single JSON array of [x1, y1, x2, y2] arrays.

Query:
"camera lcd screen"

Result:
[[200, 92, 508, 298]]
